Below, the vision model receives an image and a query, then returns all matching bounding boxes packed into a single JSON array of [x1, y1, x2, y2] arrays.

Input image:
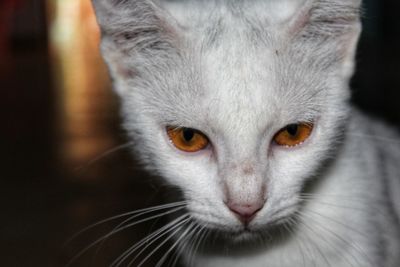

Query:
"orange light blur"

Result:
[[48, 0, 117, 180]]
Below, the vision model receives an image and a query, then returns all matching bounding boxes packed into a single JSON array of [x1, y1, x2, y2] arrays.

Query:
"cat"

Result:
[[91, 0, 400, 266]]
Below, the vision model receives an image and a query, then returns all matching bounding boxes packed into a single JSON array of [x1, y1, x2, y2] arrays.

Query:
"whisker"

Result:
[[347, 133, 400, 145], [64, 201, 187, 247], [126, 216, 191, 266], [294, 213, 334, 267], [298, 210, 373, 267], [283, 218, 307, 267], [299, 197, 374, 215], [111, 214, 190, 267], [155, 221, 200, 267], [66, 205, 186, 266], [301, 210, 375, 266], [74, 142, 134, 172], [304, 209, 370, 240], [304, 214, 356, 267], [300, 193, 382, 202], [188, 224, 208, 267], [300, 194, 386, 216], [168, 224, 196, 267], [92, 202, 188, 260], [135, 220, 195, 267], [181, 223, 203, 267], [289, 222, 319, 267]]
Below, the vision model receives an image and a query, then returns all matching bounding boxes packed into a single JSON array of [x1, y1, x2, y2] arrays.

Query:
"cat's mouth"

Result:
[[190, 218, 294, 250]]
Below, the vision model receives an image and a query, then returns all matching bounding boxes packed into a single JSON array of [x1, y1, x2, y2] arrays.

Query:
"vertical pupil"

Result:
[[286, 124, 298, 136], [182, 128, 195, 142]]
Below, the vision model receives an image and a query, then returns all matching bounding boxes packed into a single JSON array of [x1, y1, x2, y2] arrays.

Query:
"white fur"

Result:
[[92, 0, 400, 266]]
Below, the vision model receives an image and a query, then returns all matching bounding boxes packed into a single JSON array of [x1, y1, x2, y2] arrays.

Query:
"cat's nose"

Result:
[[227, 201, 264, 225]]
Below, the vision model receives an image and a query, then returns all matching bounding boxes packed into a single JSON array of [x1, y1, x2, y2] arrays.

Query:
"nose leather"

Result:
[[227, 201, 264, 224]]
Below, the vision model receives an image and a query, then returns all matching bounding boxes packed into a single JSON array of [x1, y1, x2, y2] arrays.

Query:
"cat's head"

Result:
[[92, 0, 361, 239]]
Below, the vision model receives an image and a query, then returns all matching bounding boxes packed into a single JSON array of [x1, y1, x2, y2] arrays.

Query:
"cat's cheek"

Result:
[[156, 133, 218, 189], [154, 136, 240, 228], [157, 154, 215, 186], [268, 120, 327, 179], [262, 125, 327, 221]]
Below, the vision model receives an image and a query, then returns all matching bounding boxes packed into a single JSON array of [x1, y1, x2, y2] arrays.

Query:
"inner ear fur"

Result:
[[287, 0, 362, 77], [287, 0, 361, 37], [92, 0, 180, 54], [91, 0, 182, 94]]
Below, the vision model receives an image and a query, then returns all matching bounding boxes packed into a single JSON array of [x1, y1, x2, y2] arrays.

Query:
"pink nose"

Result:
[[227, 202, 264, 225]]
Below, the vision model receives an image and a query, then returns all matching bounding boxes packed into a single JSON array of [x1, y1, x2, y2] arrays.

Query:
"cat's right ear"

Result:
[[91, 0, 181, 95], [285, 0, 362, 80]]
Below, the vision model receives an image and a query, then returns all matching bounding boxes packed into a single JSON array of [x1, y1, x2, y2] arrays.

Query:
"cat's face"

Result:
[[93, 0, 361, 239]]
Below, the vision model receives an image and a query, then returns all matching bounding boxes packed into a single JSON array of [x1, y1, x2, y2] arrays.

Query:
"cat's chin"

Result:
[[229, 228, 265, 243], [191, 215, 293, 245]]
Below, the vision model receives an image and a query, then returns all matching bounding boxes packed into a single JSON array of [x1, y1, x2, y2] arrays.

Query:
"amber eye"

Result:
[[166, 127, 209, 152], [273, 122, 314, 147]]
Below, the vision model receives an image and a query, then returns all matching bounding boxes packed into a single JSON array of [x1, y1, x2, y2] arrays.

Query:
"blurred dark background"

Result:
[[0, 0, 399, 266]]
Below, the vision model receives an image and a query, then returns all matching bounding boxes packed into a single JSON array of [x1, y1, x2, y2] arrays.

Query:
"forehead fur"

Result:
[[93, 0, 360, 128], [161, 0, 307, 45], [126, 6, 343, 122]]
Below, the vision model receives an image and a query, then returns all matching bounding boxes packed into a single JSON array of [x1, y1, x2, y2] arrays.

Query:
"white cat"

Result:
[[92, 0, 400, 266]]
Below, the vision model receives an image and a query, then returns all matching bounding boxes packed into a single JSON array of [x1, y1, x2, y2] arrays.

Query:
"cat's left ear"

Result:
[[287, 0, 362, 79], [91, 0, 181, 95]]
